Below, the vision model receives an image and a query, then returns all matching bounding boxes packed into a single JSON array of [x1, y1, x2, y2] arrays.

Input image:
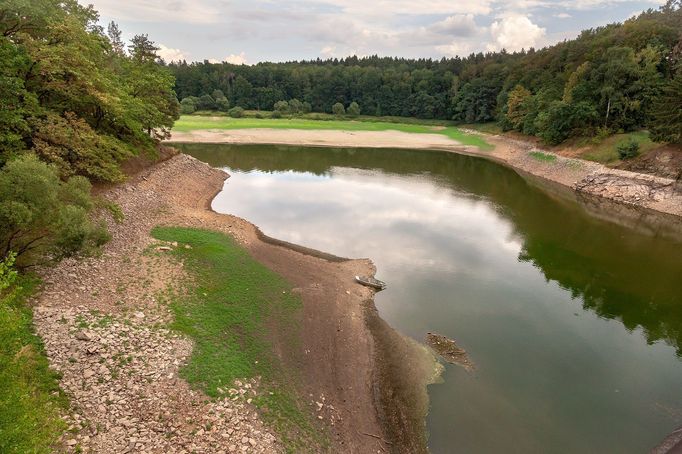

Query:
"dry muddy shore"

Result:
[[475, 135, 682, 219], [35, 152, 432, 453]]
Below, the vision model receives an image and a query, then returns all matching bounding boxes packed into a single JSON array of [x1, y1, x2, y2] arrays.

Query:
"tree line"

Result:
[[169, 1, 681, 145], [0, 0, 179, 266]]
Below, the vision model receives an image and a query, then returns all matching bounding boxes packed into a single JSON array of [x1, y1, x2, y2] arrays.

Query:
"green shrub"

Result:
[[347, 101, 361, 117], [270, 110, 282, 119], [0, 155, 107, 266], [273, 100, 289, 113], [228, 106, 244, 118], [196, 94, 216, 111], [534, 100, 598, 145], [32, 112, 132, 183], [180, 97, 197, 114], [89, 221, 112, 248], [332, 102, 345, 116], [215, 97, 230, 112], [0, 253, 17, 292], [102, 201, 125, 223], [255, 112, 264, 119], [590, 126, 611, 144], [288, 99, 303, 114], [616, 139, 640, 159]]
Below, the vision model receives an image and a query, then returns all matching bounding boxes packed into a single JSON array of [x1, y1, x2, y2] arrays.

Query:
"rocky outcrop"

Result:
[[574, 170, 680, 206]]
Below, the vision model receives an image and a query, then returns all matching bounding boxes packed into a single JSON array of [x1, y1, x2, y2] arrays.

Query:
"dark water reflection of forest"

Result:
[[179, 143, 682, 454]]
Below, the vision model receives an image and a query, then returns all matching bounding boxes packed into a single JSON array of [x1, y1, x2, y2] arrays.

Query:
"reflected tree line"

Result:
[[178, 143, 682, 355]]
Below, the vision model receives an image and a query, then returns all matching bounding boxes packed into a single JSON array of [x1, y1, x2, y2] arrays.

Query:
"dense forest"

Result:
[[170, 0, 682, 145], [0, 0, 178, 265]]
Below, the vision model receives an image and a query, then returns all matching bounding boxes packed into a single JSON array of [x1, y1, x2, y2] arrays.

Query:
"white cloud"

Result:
[[224, 52, 248, 65], [499, 0, 664, 10], [90, 0, 220, 24], [209, 52, 249, 64], [569, 0, 665, 9], [326, 0, 493, 16], [488, 14, 546, 52], [429, 14, 479, 37], [436, 41, 477, 57], [304, 12, 483, 58], [320, 46, 336, 57], [87, 0, 664, 62], [157, 44, 187, 62]]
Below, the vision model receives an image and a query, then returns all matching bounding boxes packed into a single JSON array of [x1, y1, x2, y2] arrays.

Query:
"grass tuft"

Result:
[[529, 151, 557, 162], [151, 226, 325, 452]]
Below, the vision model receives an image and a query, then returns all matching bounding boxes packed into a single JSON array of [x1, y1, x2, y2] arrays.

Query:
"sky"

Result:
[[85, 0, 667, 64]]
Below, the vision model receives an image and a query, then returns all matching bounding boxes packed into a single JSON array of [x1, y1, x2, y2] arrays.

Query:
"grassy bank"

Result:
[[193, 110, 460, 126], [0, 275, 66, 453], [173, 115, 493, 150], [577, 131, 657, 163], [151, 227, 323, 452]]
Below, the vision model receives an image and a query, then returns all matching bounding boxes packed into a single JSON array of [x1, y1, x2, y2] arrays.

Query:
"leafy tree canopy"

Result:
[[0, 0, 179, 264], [0, 155, 108, 267], [0, 0, 179, 180]]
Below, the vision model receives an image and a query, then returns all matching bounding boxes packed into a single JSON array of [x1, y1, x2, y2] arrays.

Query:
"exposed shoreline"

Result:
[[34, 128, 680, 453], [169, 128, 682, 221], [34, 152, 432, 453]]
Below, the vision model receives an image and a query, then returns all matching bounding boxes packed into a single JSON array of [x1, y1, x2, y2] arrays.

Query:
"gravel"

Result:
[[32, 155, 282, 453]]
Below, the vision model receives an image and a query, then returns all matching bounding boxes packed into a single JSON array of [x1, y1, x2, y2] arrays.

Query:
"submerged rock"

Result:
[[425, 332, 474, 371]]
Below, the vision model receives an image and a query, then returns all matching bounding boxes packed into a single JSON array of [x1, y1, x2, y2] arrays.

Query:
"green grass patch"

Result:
[[581, 130, 656, 164], [194, 109, 457, 126], [0, 276, 67, 454], [151, 226, 324, 451], [529, 151, 558, 162], [172, 115, 493, 151]]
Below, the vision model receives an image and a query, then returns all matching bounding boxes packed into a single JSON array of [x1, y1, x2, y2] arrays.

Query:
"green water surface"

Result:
[[177, 143, 682, 453]]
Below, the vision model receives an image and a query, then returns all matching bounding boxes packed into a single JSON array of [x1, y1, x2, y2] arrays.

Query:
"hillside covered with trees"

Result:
[[1, 0, 178, 450], [170, 1, 682, 146], [1, 0, 178, 266]]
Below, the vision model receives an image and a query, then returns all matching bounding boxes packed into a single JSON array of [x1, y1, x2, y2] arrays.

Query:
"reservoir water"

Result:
[[178, 143, 682, 453]]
